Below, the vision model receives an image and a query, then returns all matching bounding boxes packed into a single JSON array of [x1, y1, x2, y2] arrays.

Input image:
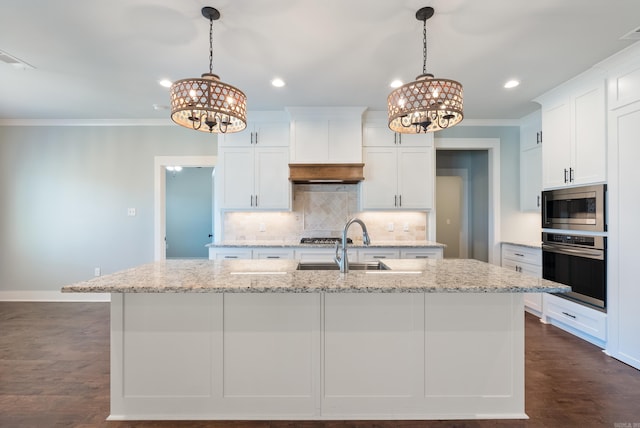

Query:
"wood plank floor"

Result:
[[1, 302, 639, 427]]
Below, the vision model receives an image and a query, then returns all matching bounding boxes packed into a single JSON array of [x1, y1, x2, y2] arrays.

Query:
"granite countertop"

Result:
[[61, 259, 570, 294], [207, 240, 446, 248], [501, 241, 542, 249]]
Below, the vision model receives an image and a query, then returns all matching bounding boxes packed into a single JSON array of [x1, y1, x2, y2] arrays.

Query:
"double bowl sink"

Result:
[[296, 261, 390, 271]]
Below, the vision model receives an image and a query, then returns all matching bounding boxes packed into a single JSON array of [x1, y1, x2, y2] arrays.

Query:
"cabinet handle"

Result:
[[569, 168, 574, 182], [224, 255, 238, 259], [564, 168, 568, 183], [415, 255, 430, 259], [394, 195, 397, 207], [514, 253, 524, 257], [255, 132, 258, 144], [562, 311, 577, 319], [266, 256, 280, 259], [255, 195, 258, 206], [536, 131, 542, 144], [537, 195, 540, 207], [250, 195, 254, 206], [250, 132, 254, 144], [394, 133, 397, 145], [373, 255, 386, 259], [399, 195, 402, 207], [398, 134, 401, 145]]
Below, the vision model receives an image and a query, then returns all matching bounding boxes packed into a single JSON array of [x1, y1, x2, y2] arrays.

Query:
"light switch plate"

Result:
[[127, 208, 136, 217]]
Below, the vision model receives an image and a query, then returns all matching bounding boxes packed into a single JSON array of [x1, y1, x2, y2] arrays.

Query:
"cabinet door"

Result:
[[572, 83, 606, 185], [397, 132, 433, 147], [363, 122, 395, 147], [520, 146, 542, 211], [399, 249, 443, 259], [220, 128, 253, 146], [361, 147, 398, 209], [254, 147, 291, 210], [397, 147, 433, 209], [255, 122, 290, 147], [542, 101, 571, 189], [220, 148, 254, 209]]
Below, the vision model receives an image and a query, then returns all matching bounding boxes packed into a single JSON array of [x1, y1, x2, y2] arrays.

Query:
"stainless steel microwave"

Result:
[[541, 184, 606, 232]]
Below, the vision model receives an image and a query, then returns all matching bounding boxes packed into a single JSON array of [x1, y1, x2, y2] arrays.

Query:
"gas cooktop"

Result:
[[299, 237, 353, 245]]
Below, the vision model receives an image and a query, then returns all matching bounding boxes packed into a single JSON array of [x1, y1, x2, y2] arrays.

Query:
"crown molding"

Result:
[[0, 118, 174, 127]]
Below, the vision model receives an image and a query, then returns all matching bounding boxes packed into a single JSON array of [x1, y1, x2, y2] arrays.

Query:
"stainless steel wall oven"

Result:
[[542, 232, 606, 311]]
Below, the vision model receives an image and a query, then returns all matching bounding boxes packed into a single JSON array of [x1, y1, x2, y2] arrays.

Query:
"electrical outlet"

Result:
[[259, 223, 266, 232], [94, 267, 101, 277], [127, 208, 136, 217], [403, 223, 410, 232], [387, 222, 394, 232]]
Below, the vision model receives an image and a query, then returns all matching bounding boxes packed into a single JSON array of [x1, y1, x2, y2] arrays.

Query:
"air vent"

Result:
[[0, 49, 34, 69], [621, 26, 640, 40]]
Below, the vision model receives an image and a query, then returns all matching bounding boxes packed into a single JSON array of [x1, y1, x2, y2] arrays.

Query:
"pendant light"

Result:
[[169, 7, 247, 134], [387, 7, 463, 133]]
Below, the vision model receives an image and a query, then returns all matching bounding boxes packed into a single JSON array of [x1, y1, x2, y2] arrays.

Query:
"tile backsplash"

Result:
[[223, 184, 428, 243]]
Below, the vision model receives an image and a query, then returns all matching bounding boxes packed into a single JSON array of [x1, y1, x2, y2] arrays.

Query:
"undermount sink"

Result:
[[296, 261, 390, 271]]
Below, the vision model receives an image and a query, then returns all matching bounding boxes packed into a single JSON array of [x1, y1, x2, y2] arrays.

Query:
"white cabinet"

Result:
[[542, 293, 607, 347], [358, 249, 399, 261], [361, 145, 434, 210], [220, 120, 289, 147], [399, 248, 443, 259], [218, 146, 290, 210], [363, 121, 432, 147], [606, 56, 640, 369], [539, 75, 606, 189], [287, 107, 366, 164], [520, 111, 543, 211], [208, 248, 253, 260], [253, 248, 295, 259], [501, 244, 542, 316]]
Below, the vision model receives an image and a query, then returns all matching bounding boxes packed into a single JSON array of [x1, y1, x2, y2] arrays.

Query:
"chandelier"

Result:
[[170, 7, 247, 134], [387, 7, 463, 133]]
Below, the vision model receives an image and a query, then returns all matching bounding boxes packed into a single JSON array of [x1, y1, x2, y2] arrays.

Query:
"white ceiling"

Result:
[[1, 0, 639, 122]]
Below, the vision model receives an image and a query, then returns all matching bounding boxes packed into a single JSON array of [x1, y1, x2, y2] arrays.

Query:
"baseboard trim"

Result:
[[0, 290, 110, 302]]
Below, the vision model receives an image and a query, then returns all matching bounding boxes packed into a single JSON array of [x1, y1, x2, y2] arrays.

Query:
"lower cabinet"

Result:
[[501, 244, 542, 316], [542, 293, 607, 348]]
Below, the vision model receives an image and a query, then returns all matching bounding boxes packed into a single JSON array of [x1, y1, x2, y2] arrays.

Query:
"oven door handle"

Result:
[[542, 243, 604, 260]]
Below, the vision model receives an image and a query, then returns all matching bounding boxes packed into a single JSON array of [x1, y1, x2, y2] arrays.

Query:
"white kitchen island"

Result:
[[62, 259, 570, 421]]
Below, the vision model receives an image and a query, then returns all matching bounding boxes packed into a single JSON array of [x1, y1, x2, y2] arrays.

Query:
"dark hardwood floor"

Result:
[[1, 302, 639, 428]]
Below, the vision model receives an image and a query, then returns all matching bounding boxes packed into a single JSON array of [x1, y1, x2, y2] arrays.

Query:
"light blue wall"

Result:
[[166, 167, 213, 259], [437, 125, 541, 245], [0, 125, 216, 293]]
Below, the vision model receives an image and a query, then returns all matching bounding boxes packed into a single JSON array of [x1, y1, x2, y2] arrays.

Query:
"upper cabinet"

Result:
[[536, 72, 606, 189], [520, 110, 543, 211], [217, 112, 291, 210], [363, 121, 432, 147], [361, 118, 434, 210], [287, 107, 366, 163], [220, 112, 290, 147]]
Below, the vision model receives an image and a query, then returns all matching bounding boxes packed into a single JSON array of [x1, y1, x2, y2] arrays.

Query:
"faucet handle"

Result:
[[334, 241, 341, 260]]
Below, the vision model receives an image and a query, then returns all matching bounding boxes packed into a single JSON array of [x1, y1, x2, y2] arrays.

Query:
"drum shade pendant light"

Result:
[[387, 7, 463, 133], [170, 7, 247, 133]]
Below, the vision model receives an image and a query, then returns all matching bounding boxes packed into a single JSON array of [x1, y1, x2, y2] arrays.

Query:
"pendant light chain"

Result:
[[422, 18, 428, 75], [208, 15, 214, 74]]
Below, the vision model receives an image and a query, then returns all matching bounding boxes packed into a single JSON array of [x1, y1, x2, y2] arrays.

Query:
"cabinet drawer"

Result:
[[358, 249, 400, 261], [208, 248, 253, 260], [253, 249, 295, 259], [399, 249, 443, 259], [544, 294, 607, 341], [501, 244, 541, 266]]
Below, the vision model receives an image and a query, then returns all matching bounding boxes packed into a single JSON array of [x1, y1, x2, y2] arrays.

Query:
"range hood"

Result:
[[289, 163, 364, 184]]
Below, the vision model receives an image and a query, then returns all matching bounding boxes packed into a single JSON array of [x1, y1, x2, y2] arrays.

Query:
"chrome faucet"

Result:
[[334, 218, 371, 273]]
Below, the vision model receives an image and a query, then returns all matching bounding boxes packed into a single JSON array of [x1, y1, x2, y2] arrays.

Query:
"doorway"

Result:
[[436, 173, 468, 259], [154, 156, 217, 261], [165, 167, 214, 259], [433, 138, 500, 264]]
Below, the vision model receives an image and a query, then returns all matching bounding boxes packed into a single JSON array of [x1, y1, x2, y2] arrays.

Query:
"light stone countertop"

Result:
[[207, 240, 446, 248], [61, 259, 570, 294], [502, 241, 542, 249]]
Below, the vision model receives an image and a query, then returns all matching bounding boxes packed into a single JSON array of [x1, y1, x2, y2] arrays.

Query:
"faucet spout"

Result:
[[336, 218, 371, 273]]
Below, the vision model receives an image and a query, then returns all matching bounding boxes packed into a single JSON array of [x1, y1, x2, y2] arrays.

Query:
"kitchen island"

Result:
[[62, 259, 569, 421]]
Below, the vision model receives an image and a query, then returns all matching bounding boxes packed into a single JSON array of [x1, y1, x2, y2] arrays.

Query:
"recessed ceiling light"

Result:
[[271, 78, 285, 87], [158, 79, 173, 88], [504, 79, 520, 89], [390, 79, 403, 88], [152, 104, 169, 110]]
